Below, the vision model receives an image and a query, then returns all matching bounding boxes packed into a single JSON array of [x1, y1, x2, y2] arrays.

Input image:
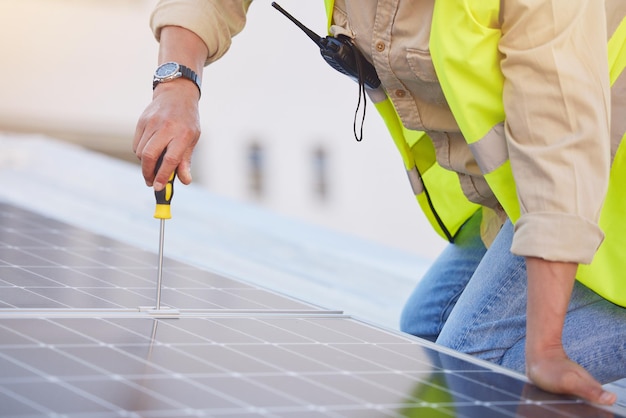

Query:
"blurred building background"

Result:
[[0, 0, 445, 260]]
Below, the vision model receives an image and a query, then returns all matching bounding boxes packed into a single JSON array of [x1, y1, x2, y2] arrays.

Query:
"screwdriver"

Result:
[[153, 151, 176, 310]]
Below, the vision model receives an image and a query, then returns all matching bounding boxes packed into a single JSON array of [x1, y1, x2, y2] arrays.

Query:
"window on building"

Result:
[[247, 141, 264, 198], [312, 146, 329, 201]]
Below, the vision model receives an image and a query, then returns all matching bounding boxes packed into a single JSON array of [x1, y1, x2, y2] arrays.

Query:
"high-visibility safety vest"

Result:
[[324, 0, 626, 307]]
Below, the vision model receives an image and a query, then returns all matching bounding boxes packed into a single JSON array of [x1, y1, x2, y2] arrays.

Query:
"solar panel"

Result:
[[0, 202, 328, 314], [0, 202, 623, 417]]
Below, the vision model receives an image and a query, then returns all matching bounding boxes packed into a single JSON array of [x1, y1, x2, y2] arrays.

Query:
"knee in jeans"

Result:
[[400, 306, 438, 342]]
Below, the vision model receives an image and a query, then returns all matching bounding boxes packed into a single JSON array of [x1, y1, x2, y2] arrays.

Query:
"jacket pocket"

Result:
[[406, 48, 439, 83]]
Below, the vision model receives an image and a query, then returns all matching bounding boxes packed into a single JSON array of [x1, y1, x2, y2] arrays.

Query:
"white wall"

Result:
[[0, 0, 446, 259]]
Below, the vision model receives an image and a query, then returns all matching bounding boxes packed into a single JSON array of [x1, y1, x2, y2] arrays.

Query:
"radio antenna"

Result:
[[271, 2, 324, 48]]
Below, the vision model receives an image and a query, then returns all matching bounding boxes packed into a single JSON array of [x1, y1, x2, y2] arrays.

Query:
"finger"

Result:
[[154, 130, 198, 187], [140, 143, 161, 188], [517, 383, 614, 418], [152, 147, 180, 191], [556, 364, 617, 406], [597, 390, 617, 406], [133, 116, 162, 186], [176, 148, 194, 185], [570, 375, 616, 406], [133, 108, 155, 160], [138, 127, 177, 187], [132, 116, 146, 157]]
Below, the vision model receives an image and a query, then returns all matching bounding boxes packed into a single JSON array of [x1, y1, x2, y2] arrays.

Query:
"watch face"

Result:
[[155, 62, 179, 78]]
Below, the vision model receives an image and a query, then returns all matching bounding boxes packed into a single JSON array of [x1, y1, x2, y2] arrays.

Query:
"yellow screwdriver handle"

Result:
[[153, 151, 176, 220]]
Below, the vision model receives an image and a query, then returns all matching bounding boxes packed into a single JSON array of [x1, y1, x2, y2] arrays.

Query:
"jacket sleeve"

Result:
[[499, 0, 611, 264], [151, 0, 252, 65]]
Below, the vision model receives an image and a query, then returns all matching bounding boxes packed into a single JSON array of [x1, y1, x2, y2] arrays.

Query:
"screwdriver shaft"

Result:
[[155, 219, 165, 310]]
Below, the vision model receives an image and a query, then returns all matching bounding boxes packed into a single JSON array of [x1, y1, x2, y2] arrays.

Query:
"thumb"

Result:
[[568, 368, 616, 406]]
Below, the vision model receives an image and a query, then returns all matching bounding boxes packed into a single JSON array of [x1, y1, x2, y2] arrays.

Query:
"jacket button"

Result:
[[395, 89, 406, 98], [375, 41, 385, 52]]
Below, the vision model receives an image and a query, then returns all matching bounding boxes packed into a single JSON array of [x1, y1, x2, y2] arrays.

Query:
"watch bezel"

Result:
[[154, 62, 182, 82], [152, 62, 201, 97]]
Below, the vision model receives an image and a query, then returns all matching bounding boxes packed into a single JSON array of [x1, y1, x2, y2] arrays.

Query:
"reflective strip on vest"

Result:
[[469, 123, 507, 175], [609, 17, 626, 159], [611, 71, 626, 158]]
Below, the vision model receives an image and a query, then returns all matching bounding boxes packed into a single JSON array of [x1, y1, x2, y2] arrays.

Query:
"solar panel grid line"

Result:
[[166, 288, 300, 311], [26, 345, 258, 416], [154, 272, 332, 312], [0, 351, 136, 416], [14, 281, 147, 311], [0, 384, 53, 418], [0, 265, 152, 310], [0, 284, 102, 311], [0, 265, 132, 290]]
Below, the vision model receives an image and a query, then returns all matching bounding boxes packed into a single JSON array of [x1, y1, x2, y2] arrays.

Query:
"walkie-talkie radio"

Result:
[[271, 2, 380, 141], [271, 2, 381, 90]]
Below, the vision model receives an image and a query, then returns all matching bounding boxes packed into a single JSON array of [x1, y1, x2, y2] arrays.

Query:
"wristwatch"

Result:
[[153, 62, 201, 97]]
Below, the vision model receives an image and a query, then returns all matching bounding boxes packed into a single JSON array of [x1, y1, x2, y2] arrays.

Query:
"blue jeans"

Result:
[[400, 210, 626, 383]]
